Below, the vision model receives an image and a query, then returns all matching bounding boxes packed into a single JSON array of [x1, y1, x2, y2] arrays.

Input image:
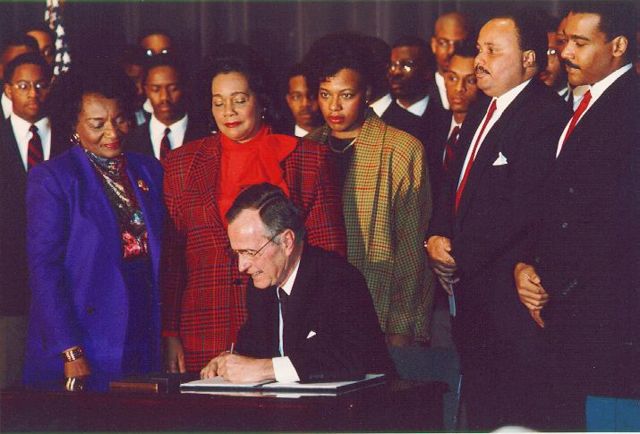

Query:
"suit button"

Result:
[[86, 307, 95, 315], [533, 256, 541, 264], [233, 278, 243, 285], [561, 222, 569, 229], [568, 187, 575, 194]]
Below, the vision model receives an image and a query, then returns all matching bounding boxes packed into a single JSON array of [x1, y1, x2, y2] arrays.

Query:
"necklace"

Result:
[[328, 136, 357, 154]]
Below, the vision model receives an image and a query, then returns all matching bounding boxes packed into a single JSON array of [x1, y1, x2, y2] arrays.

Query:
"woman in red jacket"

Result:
[[162, 44, 346, 372]]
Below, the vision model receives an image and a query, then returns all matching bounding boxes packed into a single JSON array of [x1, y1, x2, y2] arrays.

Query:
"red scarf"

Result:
[[218, 124, 297, 224]]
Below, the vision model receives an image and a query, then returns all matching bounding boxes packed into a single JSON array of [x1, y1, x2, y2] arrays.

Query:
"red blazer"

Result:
[[161, 133, 346, 371]]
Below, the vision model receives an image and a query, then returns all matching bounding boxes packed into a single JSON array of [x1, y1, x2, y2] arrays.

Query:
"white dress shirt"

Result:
[[2, 92, 12, 119], [457, 79, 531, 188], [11, 114, 52, 170], [272, 257, 302, 383], [397, 94, 429, 117], [435, 71, 450, 110], [293, 124, 308, 138], [149, 114, 188, 159], [369, 93, 392, 117], [556, 63, 632, 157]]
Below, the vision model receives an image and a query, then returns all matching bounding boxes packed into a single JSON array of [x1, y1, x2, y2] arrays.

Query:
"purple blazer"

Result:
[[23, 146, 165, 384]]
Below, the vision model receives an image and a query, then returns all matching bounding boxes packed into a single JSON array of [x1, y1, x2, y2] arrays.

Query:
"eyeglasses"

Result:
[[232, 234, 278, 259], [435, 38, 463, 49], [388, 60, 415, 73], [547, 48, 559, 56], [11, 80, 50, 93]]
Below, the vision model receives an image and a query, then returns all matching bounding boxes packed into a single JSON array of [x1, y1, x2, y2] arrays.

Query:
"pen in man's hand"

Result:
[[229, 342, 235, 354]]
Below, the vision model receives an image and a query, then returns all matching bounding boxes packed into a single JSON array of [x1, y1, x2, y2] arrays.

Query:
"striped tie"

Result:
[[160, 127, 171, 161], [27, 125, 44, 169]]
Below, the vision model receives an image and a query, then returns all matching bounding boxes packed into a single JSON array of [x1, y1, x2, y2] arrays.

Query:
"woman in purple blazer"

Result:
[[23, 67, 165, 386]]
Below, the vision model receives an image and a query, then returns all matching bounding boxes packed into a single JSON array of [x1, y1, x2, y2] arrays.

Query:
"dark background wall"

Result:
[[2, 0, 572, 69]]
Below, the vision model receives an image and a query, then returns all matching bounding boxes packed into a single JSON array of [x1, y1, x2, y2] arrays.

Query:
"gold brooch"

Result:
[[137, 179, 149, 192]]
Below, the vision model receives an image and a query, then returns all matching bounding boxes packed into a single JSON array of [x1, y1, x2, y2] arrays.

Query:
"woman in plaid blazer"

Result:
[[305, 34, 434, 345], [162, 45, 346, 372]]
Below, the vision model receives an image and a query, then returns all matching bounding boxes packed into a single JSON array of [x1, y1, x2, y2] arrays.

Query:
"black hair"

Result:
[[362, 35, 391, 101], [493, 9, 549, 71], [202, 43, 276, 123], [226, 183, 306, 243], [303, 32, 374, 97], [452, 39, 478, 59], [141, 53, 185, 85], [1, 34, 39, 56], [119, 44, 146, 67], [47, 63, 136, 136], [391, 35, 436, 72], [286, 63, 306, 82], [570, 1, 636, 62], [4, 52, 50, 84]]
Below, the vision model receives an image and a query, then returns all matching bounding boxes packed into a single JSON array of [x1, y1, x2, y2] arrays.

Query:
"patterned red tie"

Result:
[[455, 99, 497, 212], [159, 127, 171, 161], [443, 125, 461, 172], [27, 125, 44, 170], [557, 89, 592, 156]]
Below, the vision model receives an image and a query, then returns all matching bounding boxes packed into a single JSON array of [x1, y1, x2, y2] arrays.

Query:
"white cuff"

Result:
[[272, 356, 300, 383]]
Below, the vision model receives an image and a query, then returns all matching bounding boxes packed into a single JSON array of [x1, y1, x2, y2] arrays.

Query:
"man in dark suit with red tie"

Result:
[[0, 52, 67, 388], [199, 184, 392, 383], [125, 54, 209, 161], [514, 3, 640, 429], [426, 11, 570, 430]]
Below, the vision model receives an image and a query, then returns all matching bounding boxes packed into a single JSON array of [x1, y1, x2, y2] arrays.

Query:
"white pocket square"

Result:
[[306, 331, 317, 339], [492, 152, 508, 166]]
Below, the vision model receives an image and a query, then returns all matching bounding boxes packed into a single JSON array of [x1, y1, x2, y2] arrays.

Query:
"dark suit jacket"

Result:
[[236, 245, 393, 382], [380, 93, 450, 195], [124, 117, 210, 158], [0, 120, 68, 316], [429, 78, 570, 341], [23, 146, 165, 383], [528, 69, 640, 392]]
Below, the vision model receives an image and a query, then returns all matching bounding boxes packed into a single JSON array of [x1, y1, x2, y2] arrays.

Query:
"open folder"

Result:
[[180, 373, 386, 396]]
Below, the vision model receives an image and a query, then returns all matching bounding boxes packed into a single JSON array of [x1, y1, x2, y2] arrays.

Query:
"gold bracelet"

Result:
[[61, 346, 84, 362]]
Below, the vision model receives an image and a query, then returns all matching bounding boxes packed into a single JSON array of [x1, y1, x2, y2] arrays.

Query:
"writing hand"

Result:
[[514, 262, 549, 311]]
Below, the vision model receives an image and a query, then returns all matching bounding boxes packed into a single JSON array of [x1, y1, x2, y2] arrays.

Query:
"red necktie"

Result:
[[455, 99, 497, 212], [443, 125, 461, 171], [557, 89, 592, 155], [27, 125, 44, 170], [160, 127, 171, 161]]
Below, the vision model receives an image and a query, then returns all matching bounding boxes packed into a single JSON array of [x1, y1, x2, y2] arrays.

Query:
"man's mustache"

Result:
[[475, 65, 490, 75], [563, 59, 580, 70]]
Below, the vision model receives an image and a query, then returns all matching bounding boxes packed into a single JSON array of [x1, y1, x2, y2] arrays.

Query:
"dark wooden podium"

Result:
[[1, 379, 446, 432]]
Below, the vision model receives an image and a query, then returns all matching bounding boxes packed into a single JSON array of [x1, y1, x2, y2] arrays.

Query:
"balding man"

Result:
[[430, 11, 472, 111]]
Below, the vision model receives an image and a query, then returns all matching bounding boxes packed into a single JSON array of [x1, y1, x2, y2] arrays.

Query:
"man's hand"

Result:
[[164, 336, 186, 373], [201, 353, 275, 383], [514, 262, 549, 328], [425, 236, 458, 293]]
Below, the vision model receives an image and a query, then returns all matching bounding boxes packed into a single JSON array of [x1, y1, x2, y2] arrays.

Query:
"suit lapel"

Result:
[[557, 70, 634, 165], [456, 80, 536, 221], [71, 146, 122, 254], [282, 248, 314, 355]]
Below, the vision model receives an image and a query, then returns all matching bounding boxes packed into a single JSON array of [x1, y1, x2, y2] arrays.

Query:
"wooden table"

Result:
[[1, 379, 446, 432]]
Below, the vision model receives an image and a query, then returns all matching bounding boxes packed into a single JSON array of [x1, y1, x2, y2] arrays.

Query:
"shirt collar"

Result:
[[493, 78, 531, 115], [588, 63, 632, 103], [434, 72, 450, 110], [294, 124, 308, 138], [279, 255, 301, 296], [397, 94, 429, 117], [150, 113, 188, 134], [369, 93, 392, 117], [2, 92, 12, 119], [448, 115, 462, 136], [11, 113, 50, 138]]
